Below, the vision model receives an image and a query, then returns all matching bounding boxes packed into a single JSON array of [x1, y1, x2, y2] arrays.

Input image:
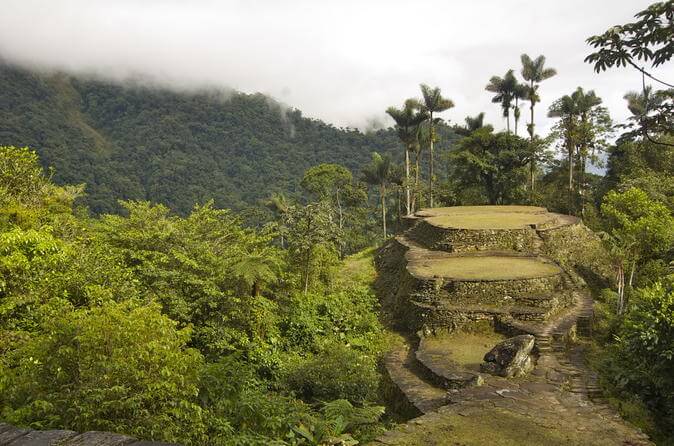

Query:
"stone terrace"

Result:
[[374, 205, 651, 445]]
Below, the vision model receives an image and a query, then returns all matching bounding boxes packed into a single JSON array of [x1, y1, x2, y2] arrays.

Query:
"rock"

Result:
[[480, 334, 535, 377]]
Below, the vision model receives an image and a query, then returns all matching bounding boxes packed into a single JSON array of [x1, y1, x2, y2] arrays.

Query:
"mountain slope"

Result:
[[0, 62, 407, 214]]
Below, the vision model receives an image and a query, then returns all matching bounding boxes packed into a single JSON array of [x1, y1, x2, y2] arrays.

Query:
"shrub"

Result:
[[284, 342, 380, 404], [0, 300, 208, 445]]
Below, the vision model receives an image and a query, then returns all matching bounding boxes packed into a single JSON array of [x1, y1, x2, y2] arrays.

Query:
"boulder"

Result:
[[480, 334, 535, 377]]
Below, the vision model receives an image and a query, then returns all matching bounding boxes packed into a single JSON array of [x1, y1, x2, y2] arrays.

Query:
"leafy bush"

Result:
[[599, 281, 674, 440], [284, 342, 380, 404], [0, 300, 209, 445]]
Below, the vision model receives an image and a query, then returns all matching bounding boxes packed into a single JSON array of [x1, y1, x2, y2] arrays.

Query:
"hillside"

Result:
[[0, 62, 415, 215]]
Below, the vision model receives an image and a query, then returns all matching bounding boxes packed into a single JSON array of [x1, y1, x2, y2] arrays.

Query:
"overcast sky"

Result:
[[1, 0, 672, 133]]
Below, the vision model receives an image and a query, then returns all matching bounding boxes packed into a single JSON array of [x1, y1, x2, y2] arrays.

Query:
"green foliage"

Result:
[[284, 341, 380, 404], [602, 136, 674, 210], [199, 357, 311, 443], [585, 1, 674, 70], [448, 128, 530, 204], [601, 188, 674, 282], [0, 147, 389, 445], [0, 146, 45, 203], [292, 400, 385, 446], [585, 1, 673, 141], [301, 164, 352, 201], [279, 286, 383, 354], [300, 163, 372, 256], [283, 202, 342, 294], [598, 281, 674, 441], [0, 300, 210, 445], [94, 200, 285, 360], [0, 63, 403, 216]]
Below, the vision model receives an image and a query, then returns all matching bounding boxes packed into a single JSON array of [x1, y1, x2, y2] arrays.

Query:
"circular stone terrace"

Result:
[[412, 205, 577, 230]]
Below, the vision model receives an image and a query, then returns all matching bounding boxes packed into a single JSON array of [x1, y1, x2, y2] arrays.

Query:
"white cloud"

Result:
[[0, 0, 671, 132]]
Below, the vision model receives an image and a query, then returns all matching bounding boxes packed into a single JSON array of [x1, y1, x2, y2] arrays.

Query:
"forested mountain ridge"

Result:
[[0, 61, 412, 215]]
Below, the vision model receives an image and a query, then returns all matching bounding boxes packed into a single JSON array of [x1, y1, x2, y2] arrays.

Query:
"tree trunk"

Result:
[[380, 184, 387, 239], [528, 82, 536, 196], [579, 152, 587, 217], [617, 265, 625, 315], [628, 260, 636, 288], [397, 188, 401, 227], [528, 81, 535, 139], [405, 149, 411, 215], [514, 98, 519, 136], [567, 139, 574, 214], [429, 112, 434, 208], [529, 157, 535, 196], [414, 151, 420, 211], [506, 110, 510, 134], [252, 281, 260, 297], [304, 251, 311, 295], [336, 189, 343, 230]]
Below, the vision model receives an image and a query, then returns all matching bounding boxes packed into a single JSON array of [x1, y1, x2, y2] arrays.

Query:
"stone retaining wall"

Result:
[[406, 220, 538, 253]]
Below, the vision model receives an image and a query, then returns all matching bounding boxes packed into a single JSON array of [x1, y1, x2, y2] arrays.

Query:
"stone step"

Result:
[[383, 344, 448, 416]]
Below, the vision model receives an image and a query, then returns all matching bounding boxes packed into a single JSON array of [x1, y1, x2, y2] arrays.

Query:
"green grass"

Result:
[[422, 328, 505, 372], [378, 406, 643, 446], [416, 205, 547, 218], [407, 256, 561, 281], [337, 247, 377, 288], [426, 212, 554, 230]]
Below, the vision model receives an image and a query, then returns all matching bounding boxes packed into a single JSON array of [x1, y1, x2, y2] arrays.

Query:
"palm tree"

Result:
[[265, 192, 291, 247], [386, 100, 428, 214], [485, 70, 518, 133], [362, 152, 392, 239], [548, 94, 578, 212], [419, 84, 454, 207], [521, 54, 557, 138], [388, 163, 405, 227], [571, 87, 603, 213], [513, 82, 528, 136], [521, 54, 557, 192]]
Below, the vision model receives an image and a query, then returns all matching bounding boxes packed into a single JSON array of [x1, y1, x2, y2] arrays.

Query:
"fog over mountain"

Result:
[[1, 0, 672, 132]]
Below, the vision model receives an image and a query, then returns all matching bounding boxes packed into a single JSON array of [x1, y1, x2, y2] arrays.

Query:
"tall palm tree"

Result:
[[521, 54, 557, 193], [485, 70, 518, 133], [386, 100, 428, 215], [419, 84, 454, 207], [362, 152, 393, 239], [521, 54, 558, 138], [571, 87, 603, 213], [548, 94, 579, 212], [265, 192, 291, 247]]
